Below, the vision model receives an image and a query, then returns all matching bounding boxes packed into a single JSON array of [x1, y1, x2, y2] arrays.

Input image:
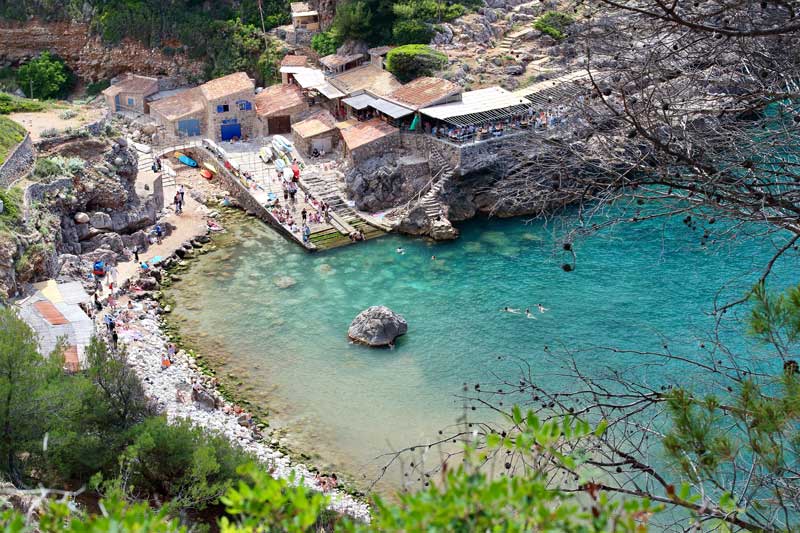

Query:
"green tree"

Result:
[[533, 11, 574, 40], [0, 308, 64, 485], [311, 32, 339, 57], [16, 52, 72, 99], [385, 44, 447, 82], [391, 19, 434, 45], [331, 0, 374, 44]]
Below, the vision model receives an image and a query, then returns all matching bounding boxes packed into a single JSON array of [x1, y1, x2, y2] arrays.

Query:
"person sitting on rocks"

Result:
[[161, 355, 172, 371]]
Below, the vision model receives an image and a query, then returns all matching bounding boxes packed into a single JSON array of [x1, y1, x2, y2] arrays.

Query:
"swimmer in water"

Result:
[[396, 247, 405, 254], [525, 308, 537, 319], [431, 255, 436, 260], [503, 307, 521, 314], [537, 303, 549, 313]]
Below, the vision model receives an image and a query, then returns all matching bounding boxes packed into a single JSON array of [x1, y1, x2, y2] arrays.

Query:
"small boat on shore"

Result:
[[203, 162, 217, 174], [259, 146, 273, 163], [272, 138, 288, 154], [274, 158, 286, 171], [178, 155, 198, 167], [274, 135, 293, 150]]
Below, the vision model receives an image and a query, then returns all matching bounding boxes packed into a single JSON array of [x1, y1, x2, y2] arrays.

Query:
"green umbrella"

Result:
[[409, 114, 419, 131]]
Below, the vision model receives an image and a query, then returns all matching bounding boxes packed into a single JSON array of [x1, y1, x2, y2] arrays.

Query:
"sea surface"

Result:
[[167, 212, 796, 491]]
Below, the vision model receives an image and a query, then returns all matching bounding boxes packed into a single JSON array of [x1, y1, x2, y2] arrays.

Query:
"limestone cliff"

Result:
[[0, 20, 204, 83]]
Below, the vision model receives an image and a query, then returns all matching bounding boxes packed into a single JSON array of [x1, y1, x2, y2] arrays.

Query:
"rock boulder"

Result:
[[348, 306, 408, 347]]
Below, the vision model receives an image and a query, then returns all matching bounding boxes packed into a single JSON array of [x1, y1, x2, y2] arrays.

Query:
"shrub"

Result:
[[32, 156, 83, 181], [0, 116, 26, 165], [16, 52, 74, 99], [311, 31, 339, 57], [40, 127, 59, 138], [59, 109, 77, 120], [0, 92, 45, 114], [86, 80, 111, 96], [533, 11, 574, 40], [392, 19, 434, 45], [119, 417, 251, 511], [385, 44, 448, 82]]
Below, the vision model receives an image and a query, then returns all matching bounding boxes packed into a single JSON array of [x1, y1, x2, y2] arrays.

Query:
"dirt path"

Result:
[[10, 105, 105, 141]]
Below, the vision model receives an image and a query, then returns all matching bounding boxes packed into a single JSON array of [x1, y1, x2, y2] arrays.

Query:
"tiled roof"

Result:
[[34, 301, 68, 325], [292, 110, 337, 138], [200, 72, 254, 101], [254, 84, 307, 117], [281, 54, 308, 67], [340, 118, 397, 151], [149, 87, 205, 121], [368, 46, 393, 56], [320, 53, 364, 70], [329, 64, 402, 97], [387, 77, 462, 110], [102, 74, 159, 96]]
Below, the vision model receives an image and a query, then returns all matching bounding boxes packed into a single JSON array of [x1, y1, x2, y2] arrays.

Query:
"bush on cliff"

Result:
[[0, 117, 26, 166], [385, 45, 448, 82], [312, 32, 339, 57], [533, 11, 574, 41]]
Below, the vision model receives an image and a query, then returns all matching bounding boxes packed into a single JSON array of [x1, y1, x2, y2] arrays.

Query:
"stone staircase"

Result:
[[419, 146, 455, 219], [497, 35, 515, 53], [300, 170, 385, 250]]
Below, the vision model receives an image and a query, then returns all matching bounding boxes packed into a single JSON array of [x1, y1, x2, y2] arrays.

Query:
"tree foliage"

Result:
[[311, 32, 339, 57], [533, 11, 574, 41], [16, 52, 73, 100], [385, 45, 447, 82]]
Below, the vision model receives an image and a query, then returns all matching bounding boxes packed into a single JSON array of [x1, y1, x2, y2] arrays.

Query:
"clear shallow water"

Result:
[[168, 213, 795, 490]]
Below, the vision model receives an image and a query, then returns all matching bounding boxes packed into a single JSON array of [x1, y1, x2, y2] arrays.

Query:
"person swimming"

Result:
[[537, 303, 549, 313], [526, 308, 537, 319], [396, 247, 405, 254], [503, 307, 521, 314]]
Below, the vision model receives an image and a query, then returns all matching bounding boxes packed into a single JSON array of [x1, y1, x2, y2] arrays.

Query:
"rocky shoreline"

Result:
[[115, 232, 371, 521]]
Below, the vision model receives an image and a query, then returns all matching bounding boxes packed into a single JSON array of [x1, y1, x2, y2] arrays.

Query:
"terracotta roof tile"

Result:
[[340, 118, 397, 151], [320, 53, 364, 70], [388, 77, 462, 110], [292, 110, 337, 138], [254, 84, 308, 117], [200, 72, 254, 101], [329, 64, 402, 97], [281, 55, 308, 67], [102, 74, 159, 96], [149, 87, 206, 121]]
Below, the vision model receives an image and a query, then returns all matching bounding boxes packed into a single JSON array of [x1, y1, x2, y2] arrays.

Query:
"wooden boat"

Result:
[[259, 146, 273, 164], [274, 135, 293, 149], [203, 162, 217, 174], [274, 158, 286, 171], [200, 168, 213, 179], [272, 138, 288, 154]]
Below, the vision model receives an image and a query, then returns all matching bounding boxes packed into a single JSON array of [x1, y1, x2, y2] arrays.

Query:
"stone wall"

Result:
[[0, 134, 34, 188], [350, 131, 400, 166], [206, 89, 258, 142]]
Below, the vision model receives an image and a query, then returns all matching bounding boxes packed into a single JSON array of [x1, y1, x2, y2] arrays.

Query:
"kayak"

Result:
[[178, 155, 198, 167], [131, 141, 152, 154], [272, 138, 287, 154], [200, 168, 213, 179], [274, 158, 286, 171], [259, 146, 273, 163], [203, 162, 217, 174], [274, 135, 293, 149]]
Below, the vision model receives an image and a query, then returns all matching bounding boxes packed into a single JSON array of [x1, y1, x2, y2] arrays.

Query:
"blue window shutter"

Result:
[[217, 105, 224, 113]]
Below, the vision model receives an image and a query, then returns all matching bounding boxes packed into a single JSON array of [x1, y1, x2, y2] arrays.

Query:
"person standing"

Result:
[[174, 191, 182, 214], [178, 184, 185, 203], [111, 330, 119, 350], [133, 246, 139, 262], [301, 208, 307, 224]]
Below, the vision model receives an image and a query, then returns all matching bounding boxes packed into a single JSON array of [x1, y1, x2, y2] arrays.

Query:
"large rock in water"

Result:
[[348, 306, 408, 347]]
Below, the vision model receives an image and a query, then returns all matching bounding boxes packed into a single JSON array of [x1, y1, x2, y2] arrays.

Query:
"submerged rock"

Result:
[[348, 306, 408, 347], [274, 275, 297, 289]]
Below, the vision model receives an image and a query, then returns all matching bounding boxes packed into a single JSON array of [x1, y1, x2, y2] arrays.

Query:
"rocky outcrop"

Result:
[[345, 154, 430, 212], [429, 218, 459, 240], [348, 306, 408, 347], [0, 20, 204, 83]]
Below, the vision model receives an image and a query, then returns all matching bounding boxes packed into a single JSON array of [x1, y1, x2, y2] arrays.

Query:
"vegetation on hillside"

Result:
[[533, 11, 575, 41], [0, 94, 46, 115], [16, 52, 75, 100], [0, 117, 26, 166], [385, 45, 448, 82]]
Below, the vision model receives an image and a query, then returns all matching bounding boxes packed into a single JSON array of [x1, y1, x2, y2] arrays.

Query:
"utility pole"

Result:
[[29, 79, 33, 100]]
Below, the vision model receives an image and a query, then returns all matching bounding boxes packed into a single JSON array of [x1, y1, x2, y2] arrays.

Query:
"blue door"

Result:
[[114, 95, 120, 111], [178, 119, 201, 137], [221, 123, 241, 141]]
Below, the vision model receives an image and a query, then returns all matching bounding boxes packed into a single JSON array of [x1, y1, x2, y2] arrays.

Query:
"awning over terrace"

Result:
[[341, 93, 413, 118], [420, 86, 531, 127]]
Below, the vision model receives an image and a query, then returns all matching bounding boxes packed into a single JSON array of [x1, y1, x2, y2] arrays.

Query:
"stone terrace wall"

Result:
[[0, 134, 34, 188]]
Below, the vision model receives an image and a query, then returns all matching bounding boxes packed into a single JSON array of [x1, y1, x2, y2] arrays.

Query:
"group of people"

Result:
[[424, 106, 566, 144], [502, 304, 550, 319]]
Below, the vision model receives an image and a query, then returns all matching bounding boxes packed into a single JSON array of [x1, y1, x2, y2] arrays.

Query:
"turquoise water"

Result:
[[168, 213, 795, 489]]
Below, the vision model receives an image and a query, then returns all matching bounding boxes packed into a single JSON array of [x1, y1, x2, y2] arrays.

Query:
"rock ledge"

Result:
[[348, 306, 408, 347]]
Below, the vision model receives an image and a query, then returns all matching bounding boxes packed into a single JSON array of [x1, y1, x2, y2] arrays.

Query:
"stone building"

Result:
[[319, 53, 366, 75], [340, 118, 399, 165], [291, 110, 339, 156], [291, 2, 320, 31], [200, 72, 257, 141], [149, 87, 207, 140], [255, 84, 309, 135], [387, 77, 462, 111], [280, 54, 308, 84], [102, 73, 159, 114]]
